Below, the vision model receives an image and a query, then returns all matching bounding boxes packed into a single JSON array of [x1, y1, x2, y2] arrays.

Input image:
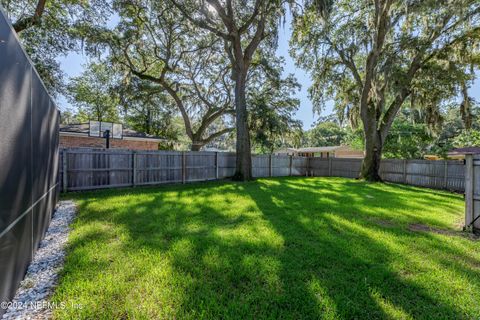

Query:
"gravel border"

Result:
[[2, 201, 76, 320]]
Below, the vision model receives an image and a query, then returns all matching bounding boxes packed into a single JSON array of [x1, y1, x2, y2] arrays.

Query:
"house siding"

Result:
[[335, 149, 364, 158], [59, 135, 159, 150]]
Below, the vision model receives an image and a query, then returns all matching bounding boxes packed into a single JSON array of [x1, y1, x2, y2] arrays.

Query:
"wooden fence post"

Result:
[[132, 151, 137, 187], [62, 149, 68, 192], [444, 160, 448, 189], [403, 159, 407, 184], [215, 152, 219, 180], [306, 157, 310, 177], [289, 155, 292, 176], [182, 151, 186, 184], [328, 157, 332, 177], [269, 154, 273, 177], [465, 154, 474, 230]]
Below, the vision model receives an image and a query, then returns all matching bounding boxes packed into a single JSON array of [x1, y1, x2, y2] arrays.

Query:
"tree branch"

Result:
[[243, 12, 266, 63], [169, 0, 232, 40], [202, 127, 234, 144], [12, 0, 47, 32], [238, 0, 262, 34]]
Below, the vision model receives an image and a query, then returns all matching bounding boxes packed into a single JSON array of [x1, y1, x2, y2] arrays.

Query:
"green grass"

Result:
[[52, 177, 480, 319]]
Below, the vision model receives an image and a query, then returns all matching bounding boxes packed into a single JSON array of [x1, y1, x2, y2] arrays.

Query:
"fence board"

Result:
[[252, 155, 270, 178], [380, 159, 404, 183], [310, 158, 330, 176], [291, 157, 308, 176], [272, 155, 290, 177], [185, 152, 216, 182], [136, 151, 182, 185], [445, 161, 465, 192], [217, 152, 236, 178], [331, 158, 362, 178]]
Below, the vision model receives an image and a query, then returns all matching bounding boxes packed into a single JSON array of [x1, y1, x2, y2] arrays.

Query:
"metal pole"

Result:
[[104, 129, 110, 149]]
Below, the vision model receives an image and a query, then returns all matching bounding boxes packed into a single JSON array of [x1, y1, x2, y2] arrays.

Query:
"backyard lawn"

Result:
[[53, 177, 480, 319]]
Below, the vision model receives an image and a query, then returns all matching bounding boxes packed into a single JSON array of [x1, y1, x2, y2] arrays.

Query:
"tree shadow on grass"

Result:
[[55, 177, 479, 319], [242, 178, 479, 318]]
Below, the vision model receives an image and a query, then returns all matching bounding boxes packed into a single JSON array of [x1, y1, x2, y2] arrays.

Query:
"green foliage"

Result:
[[60, 108, 79, 124], [303, 121, 345, 147], [118, 77, 182, 141], [1, 0, 112, 96], [426, 103, 480, 157], [304, 118, 432, 158], [54, 177, 480, 319], [291, 0, 480, 178], [67, 62, 120, 122], [342, 127, 364, 151], [452, 130, 480, 148], [383, 121, 434, 159], [96, 0, 236, 150], [248, 55, 302, 153], [291, 0, 479, 116]]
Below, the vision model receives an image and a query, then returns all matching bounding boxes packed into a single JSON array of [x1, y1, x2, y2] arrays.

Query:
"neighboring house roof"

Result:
[[59, 123, 166, 142], [275, 146, 353, 154], [296, 146, 350, 153], [203, 147, 229, 152], [274, 147, 298, 153], [448, 147, 480, 155]]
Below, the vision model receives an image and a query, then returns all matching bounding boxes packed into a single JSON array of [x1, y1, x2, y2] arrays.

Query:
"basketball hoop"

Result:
[[89, 120, 123, 139]]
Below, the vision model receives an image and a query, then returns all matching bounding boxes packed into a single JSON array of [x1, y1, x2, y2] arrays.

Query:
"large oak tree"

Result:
[[169, 0, 289, 180], [291, 0, 480, 181], [101, 0, 235, 151]]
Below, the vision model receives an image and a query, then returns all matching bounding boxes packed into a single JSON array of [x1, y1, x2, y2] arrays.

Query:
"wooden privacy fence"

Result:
[[59, 149, 309, 191], [308, 157, 465, 191], [60, 148, 465, 193], [464, 154, 480, 231]]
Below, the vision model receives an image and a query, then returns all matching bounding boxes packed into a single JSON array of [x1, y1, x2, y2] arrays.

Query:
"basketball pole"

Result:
[[104, 129, 110, 149]]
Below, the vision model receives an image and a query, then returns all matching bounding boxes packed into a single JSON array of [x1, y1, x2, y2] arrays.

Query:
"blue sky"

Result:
[[275, 12, 326, 129], [58, 14, 479, 130]]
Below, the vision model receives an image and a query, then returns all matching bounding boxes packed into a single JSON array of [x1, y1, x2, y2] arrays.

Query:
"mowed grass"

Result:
[[53, 177, 480, 319]]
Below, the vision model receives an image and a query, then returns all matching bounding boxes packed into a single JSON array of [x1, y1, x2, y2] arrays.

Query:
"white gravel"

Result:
[[2, 201, 76, 320]]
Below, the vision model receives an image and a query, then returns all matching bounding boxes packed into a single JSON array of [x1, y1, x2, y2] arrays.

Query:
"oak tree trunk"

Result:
[[191, 142, 203, 152], [360, 106, 383, 181], [232, 71, 252, 181], [360, 130, 383, 181]]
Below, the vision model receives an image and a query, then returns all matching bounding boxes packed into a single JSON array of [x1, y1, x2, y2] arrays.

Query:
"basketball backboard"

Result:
[[112, 123, 123, 139], [89, 121, 123, 139]]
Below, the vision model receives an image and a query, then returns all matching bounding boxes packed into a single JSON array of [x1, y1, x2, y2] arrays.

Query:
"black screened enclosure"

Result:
[[0, 7, 59, 314]]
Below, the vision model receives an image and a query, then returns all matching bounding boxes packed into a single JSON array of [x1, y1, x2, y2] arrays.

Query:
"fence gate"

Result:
[[464, 154, 480, 232]]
